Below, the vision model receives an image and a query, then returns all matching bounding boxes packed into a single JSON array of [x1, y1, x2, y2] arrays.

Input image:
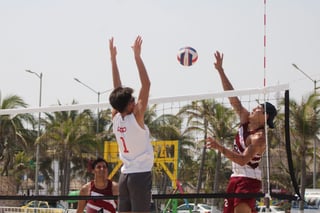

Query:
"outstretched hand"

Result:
[[132, 35, 142, 57], [205, 136, 221, 150], [109, 36, 121, 90], [109, 37, 117, 59], [214, 51, 224, 71]]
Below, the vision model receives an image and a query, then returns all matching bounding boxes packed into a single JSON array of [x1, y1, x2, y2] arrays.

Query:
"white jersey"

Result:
[[231, 163, 262, 180], [230, 123, 262, 180], [112, 113, 154, 173]]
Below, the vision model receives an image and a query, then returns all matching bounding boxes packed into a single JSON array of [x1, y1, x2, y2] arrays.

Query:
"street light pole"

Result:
[[25, 69, 42, 196], [292, 63, 320, 189], [73, 77, 110, 136]]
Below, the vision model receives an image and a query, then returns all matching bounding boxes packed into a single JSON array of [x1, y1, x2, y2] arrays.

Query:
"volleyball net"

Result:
[[0, 83, 300, 211]]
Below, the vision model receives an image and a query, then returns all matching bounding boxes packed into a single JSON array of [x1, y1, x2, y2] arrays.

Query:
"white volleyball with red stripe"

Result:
[[177, 46, 198, 66]]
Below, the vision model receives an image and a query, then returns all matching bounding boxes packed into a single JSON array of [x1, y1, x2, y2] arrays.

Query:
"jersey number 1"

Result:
[[120, 136, 129, 153]]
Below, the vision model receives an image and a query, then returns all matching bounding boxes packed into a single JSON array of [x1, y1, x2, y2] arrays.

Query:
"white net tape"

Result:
[[0, 84, 289, 116]]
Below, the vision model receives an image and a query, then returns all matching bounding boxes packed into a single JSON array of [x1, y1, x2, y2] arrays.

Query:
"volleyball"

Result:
[[177, 46, 198, 66]]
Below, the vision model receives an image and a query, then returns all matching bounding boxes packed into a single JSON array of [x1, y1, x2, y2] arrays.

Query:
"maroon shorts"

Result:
[[223, 177, 261, 213]]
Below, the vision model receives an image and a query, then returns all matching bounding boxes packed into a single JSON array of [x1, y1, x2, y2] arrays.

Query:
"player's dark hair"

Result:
[[91, 157, 108, 170], [260, 102, 277, 128], [109, 86, 134, 113]]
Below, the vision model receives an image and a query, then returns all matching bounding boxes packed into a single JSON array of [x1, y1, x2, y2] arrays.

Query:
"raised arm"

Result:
[[132, 36, 150, 123], [214, 51, 249, 123], [206, 135, 264, 166], [109, 37, 122, 89]]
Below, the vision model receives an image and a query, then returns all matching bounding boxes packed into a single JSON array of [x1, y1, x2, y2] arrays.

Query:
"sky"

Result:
[[1, 0, 320, 109]]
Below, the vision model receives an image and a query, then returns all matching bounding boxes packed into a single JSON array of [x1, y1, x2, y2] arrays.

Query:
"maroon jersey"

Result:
[[234, 122, 263, 169], [86, 180, 117, 213]]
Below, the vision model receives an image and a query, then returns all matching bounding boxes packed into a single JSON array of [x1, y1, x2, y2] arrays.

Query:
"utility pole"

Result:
[[25, 69, 43, 195]]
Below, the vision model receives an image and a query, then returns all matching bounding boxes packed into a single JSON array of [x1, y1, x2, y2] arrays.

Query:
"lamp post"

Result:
[[25, 69, 42, 196], [292, 63, 320, 189], [73, 78, 110, 134]]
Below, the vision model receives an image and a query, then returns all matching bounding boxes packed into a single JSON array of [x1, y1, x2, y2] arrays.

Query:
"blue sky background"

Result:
[[1, 0, 319, 107]]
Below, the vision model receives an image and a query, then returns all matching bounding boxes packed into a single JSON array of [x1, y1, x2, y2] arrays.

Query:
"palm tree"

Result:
[[95, 108, 113, 156], [178, 100, 237, 206], [178, 100, 213, 195], [39, 101, 97, 195], [14, 151, 34, 192], [148, 107, 183, 140], [205, 102, 237, 207], [145, 105, 194, 192], [144, 105, 198, 211], [286, 93, 320, 211], [0, 94, 34, 176]]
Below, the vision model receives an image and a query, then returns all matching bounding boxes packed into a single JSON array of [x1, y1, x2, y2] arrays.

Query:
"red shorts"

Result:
[[223, 177, 261, 213]]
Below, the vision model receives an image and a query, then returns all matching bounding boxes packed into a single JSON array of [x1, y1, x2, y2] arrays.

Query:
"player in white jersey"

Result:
[[108, 36, 154, 213], [205, 51, 277, 213]]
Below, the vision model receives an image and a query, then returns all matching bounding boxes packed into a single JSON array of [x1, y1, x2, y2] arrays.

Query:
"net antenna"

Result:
[[263, 0, 271, 204], [263, 0, 271, 205]]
